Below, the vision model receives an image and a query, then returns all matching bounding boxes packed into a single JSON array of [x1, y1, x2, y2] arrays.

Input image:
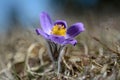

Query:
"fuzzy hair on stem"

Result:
[[46, 40, 65, 74]]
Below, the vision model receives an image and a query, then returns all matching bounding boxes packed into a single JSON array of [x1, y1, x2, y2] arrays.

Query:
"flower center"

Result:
[[51, 24, 66, 36]]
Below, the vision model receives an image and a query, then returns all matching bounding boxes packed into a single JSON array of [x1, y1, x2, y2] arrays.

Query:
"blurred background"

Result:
[[0, 0, 120, 33], [0, 0, 120, 37], [0, 0, 51, 37]]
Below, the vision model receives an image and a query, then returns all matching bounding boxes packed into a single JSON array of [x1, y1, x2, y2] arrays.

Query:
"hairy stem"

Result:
[[57, 46, 65, 74], [46, 40, 55, 63]]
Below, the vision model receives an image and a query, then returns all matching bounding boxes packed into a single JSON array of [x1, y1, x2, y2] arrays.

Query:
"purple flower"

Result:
[[36, 12, 85, 46]]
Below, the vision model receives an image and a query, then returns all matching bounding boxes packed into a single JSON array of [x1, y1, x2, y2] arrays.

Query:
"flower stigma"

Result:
[[51, 24, 66, 36]]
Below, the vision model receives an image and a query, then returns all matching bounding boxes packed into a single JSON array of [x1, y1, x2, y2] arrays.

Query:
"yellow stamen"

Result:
[[51, 24, 66, 36]]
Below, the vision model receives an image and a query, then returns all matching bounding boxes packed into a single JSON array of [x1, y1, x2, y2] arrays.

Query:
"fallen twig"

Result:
[[92, 37, 120, 56]]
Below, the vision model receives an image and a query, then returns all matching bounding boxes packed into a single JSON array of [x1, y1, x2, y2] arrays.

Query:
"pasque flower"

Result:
[[36, 12, 85, 46], [36, 12, 85, 74]]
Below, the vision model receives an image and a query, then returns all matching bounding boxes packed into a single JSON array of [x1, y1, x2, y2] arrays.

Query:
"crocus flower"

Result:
[[35, 12, 85, 74], [36, 12, 85, 46]]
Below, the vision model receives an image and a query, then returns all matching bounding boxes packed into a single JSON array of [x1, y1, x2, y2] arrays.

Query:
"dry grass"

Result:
[[0, 13, 120, 80]]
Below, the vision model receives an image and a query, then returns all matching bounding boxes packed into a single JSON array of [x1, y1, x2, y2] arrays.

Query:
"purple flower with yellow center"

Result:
[[35, 12, 85, 74], [36, 12, 85, 46]]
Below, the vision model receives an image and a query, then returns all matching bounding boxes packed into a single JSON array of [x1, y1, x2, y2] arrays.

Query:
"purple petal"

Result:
[[49, 35, 65, 44], [62, 38, 77, 46], [67, 23, 85, 38], [40, 12, 53, 34], [54, 20, 67, 28], [36, 28, 49, 39]]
